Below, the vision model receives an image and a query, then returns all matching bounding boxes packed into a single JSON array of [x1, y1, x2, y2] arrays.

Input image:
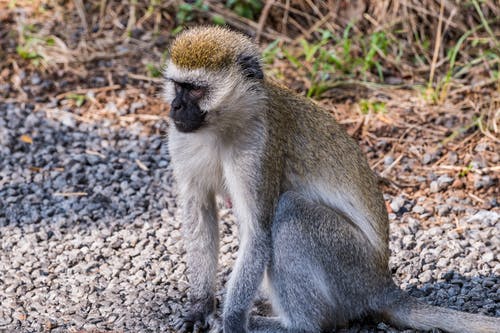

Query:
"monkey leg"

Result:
[[250, 191, 390, 333], [173, 191, 220, 333], [248, 316, 310, 333]]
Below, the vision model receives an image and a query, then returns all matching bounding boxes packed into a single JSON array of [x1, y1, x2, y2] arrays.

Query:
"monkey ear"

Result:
[[237, 54, 264, 80]]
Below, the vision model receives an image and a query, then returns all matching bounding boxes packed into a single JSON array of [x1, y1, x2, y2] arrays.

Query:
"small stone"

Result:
[[130, 28, 144, 39], [15, 312, 27, 321], [422, 153, 433, 165], [482, 279, 494, 288], [437, 204, 451, 216], [447, 151, 458, 164], [429, 181, 439, 193], [482, 252, 494, 263], [110, 239, 123, 250], [390, 197, 405, 213], [451, 178, 464, 189], [473, 175, 494, 190], [436, 257, 449, 268], [384, 155, 394, 166], [412, 205, 425, 214], [442, 270, 454, 282], [436, 175, 453, 190], [474, 142, 489, 152], [419, 271, 433, 284]]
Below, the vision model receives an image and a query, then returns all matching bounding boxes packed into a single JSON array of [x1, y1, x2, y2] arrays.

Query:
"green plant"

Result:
[[176, 0, 208, 26], [262, 39, 280, 64], [359, 99, 386, 114], [212, 14, 226, 26], [15, 24, 57, 65], [146, 0, 161, 16], [432, 29, 473, 103], [362, 31, 389, 80], [341, 22, 354, 67], [458, 163, 474, 177], [66, 94, 86, 107], [16, 36, 48, 65], [226, 0, 262, 20], [288, 30, 339, 97], [16, 44, 40, 60], [146, 63, 162, 78], [277, 26, 393, 98]]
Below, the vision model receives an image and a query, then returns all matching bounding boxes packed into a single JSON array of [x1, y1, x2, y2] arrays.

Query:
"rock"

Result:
[[429, 181, 439, 193], [1, 102, 499, 332], [412, 205, 425, 214], [419, 271, 433, 284], [437, 204, 451, 216], [436, 175, 454, 190], [422, 153, 433, 165], [473, 175, 494, 190], [384, 155, 395, 166], [482, 252, 494, 263], [390, 196, 406, 214]]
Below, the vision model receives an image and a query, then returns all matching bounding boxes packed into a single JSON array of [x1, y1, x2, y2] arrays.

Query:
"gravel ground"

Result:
[[0, 103, 498, 332]]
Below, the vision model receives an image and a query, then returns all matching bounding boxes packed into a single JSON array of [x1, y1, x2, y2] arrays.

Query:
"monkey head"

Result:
[[163, 26, 265, 133]]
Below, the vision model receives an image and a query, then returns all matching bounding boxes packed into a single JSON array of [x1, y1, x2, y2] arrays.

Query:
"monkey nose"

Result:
[[171, 97, 183, 112], [171, 103, 182, 112]]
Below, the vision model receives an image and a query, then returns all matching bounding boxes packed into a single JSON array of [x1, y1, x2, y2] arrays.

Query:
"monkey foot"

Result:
[[173, 299, 217, 333], [173, 314, 210, 333]]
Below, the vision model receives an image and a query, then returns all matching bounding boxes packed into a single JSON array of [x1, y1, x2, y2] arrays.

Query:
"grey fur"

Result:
[[165, 26, 500, 333]]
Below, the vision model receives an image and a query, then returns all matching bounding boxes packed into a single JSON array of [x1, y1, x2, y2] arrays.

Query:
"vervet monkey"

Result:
[[164, 26, 499, 333]]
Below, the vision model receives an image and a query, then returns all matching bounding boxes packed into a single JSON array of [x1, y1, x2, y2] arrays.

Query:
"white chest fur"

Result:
[[168, 127, 224, 195]]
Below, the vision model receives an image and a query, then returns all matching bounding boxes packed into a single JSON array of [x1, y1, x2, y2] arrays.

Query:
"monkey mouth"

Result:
[[169, 104, 207, 133], [172, 118, 205, 133]]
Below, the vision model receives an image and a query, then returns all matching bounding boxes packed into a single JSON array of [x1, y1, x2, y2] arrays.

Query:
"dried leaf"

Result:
[[15, 312, 26, 321], [20, 135, 33, 144], [135, 159, 149, 171]]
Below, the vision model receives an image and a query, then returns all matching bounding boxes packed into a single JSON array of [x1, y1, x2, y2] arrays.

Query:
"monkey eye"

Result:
[[189, 87, 206, 99]]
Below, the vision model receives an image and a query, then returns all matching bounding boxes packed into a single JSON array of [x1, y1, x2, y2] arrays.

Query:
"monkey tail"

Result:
[[382, 287, 500, 333]]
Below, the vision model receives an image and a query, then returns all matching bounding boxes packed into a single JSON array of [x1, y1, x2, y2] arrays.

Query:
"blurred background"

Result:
[[0, 2, 499, 332], [1, 0, 498, 211]]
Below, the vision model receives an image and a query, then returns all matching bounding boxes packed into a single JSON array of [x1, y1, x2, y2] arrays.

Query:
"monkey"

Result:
[[163, 26, 500, 333]]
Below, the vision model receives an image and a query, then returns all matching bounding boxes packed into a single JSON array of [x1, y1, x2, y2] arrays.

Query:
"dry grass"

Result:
[[1, 0, 498, 218]]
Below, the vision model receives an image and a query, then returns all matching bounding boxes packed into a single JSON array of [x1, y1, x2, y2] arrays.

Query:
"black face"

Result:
[[169, 81, 207, 133]]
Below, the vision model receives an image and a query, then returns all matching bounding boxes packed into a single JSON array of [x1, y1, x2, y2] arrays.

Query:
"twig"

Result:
[[120, 114, 167, 121], [127, 0, 137, 32], [468, 193, 485, 204], [127, 72, 163, 83], [99, 0, 107, 32], [85, 149, 106, 159], [256, 0, 275, 43], [292, 12, 333, 44], [428, 0, 445, 89], [135, 159, 149, 171], [53, 192, 88, 197], [421, 165, 500, 174], [74, 0, 89, 33], [450, 78, 498, 95], [55, 85, 121, 100], [380, 154, 404, 177], [206, 2, 291, 42]]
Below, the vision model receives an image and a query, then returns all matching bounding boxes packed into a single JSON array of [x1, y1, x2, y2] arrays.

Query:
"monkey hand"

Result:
[[174, 296, 216, 333], [223, 311, 247, 333]]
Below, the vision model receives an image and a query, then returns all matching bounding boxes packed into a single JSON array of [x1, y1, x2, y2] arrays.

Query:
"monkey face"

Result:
[[163, 58, 266, 135], [168, 80, 208, 133]]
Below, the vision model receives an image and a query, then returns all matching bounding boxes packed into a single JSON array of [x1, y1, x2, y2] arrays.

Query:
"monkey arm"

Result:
[[176, 187, 219, 329], [223, 227, 272, 332], [222, 145, 281, 333]]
